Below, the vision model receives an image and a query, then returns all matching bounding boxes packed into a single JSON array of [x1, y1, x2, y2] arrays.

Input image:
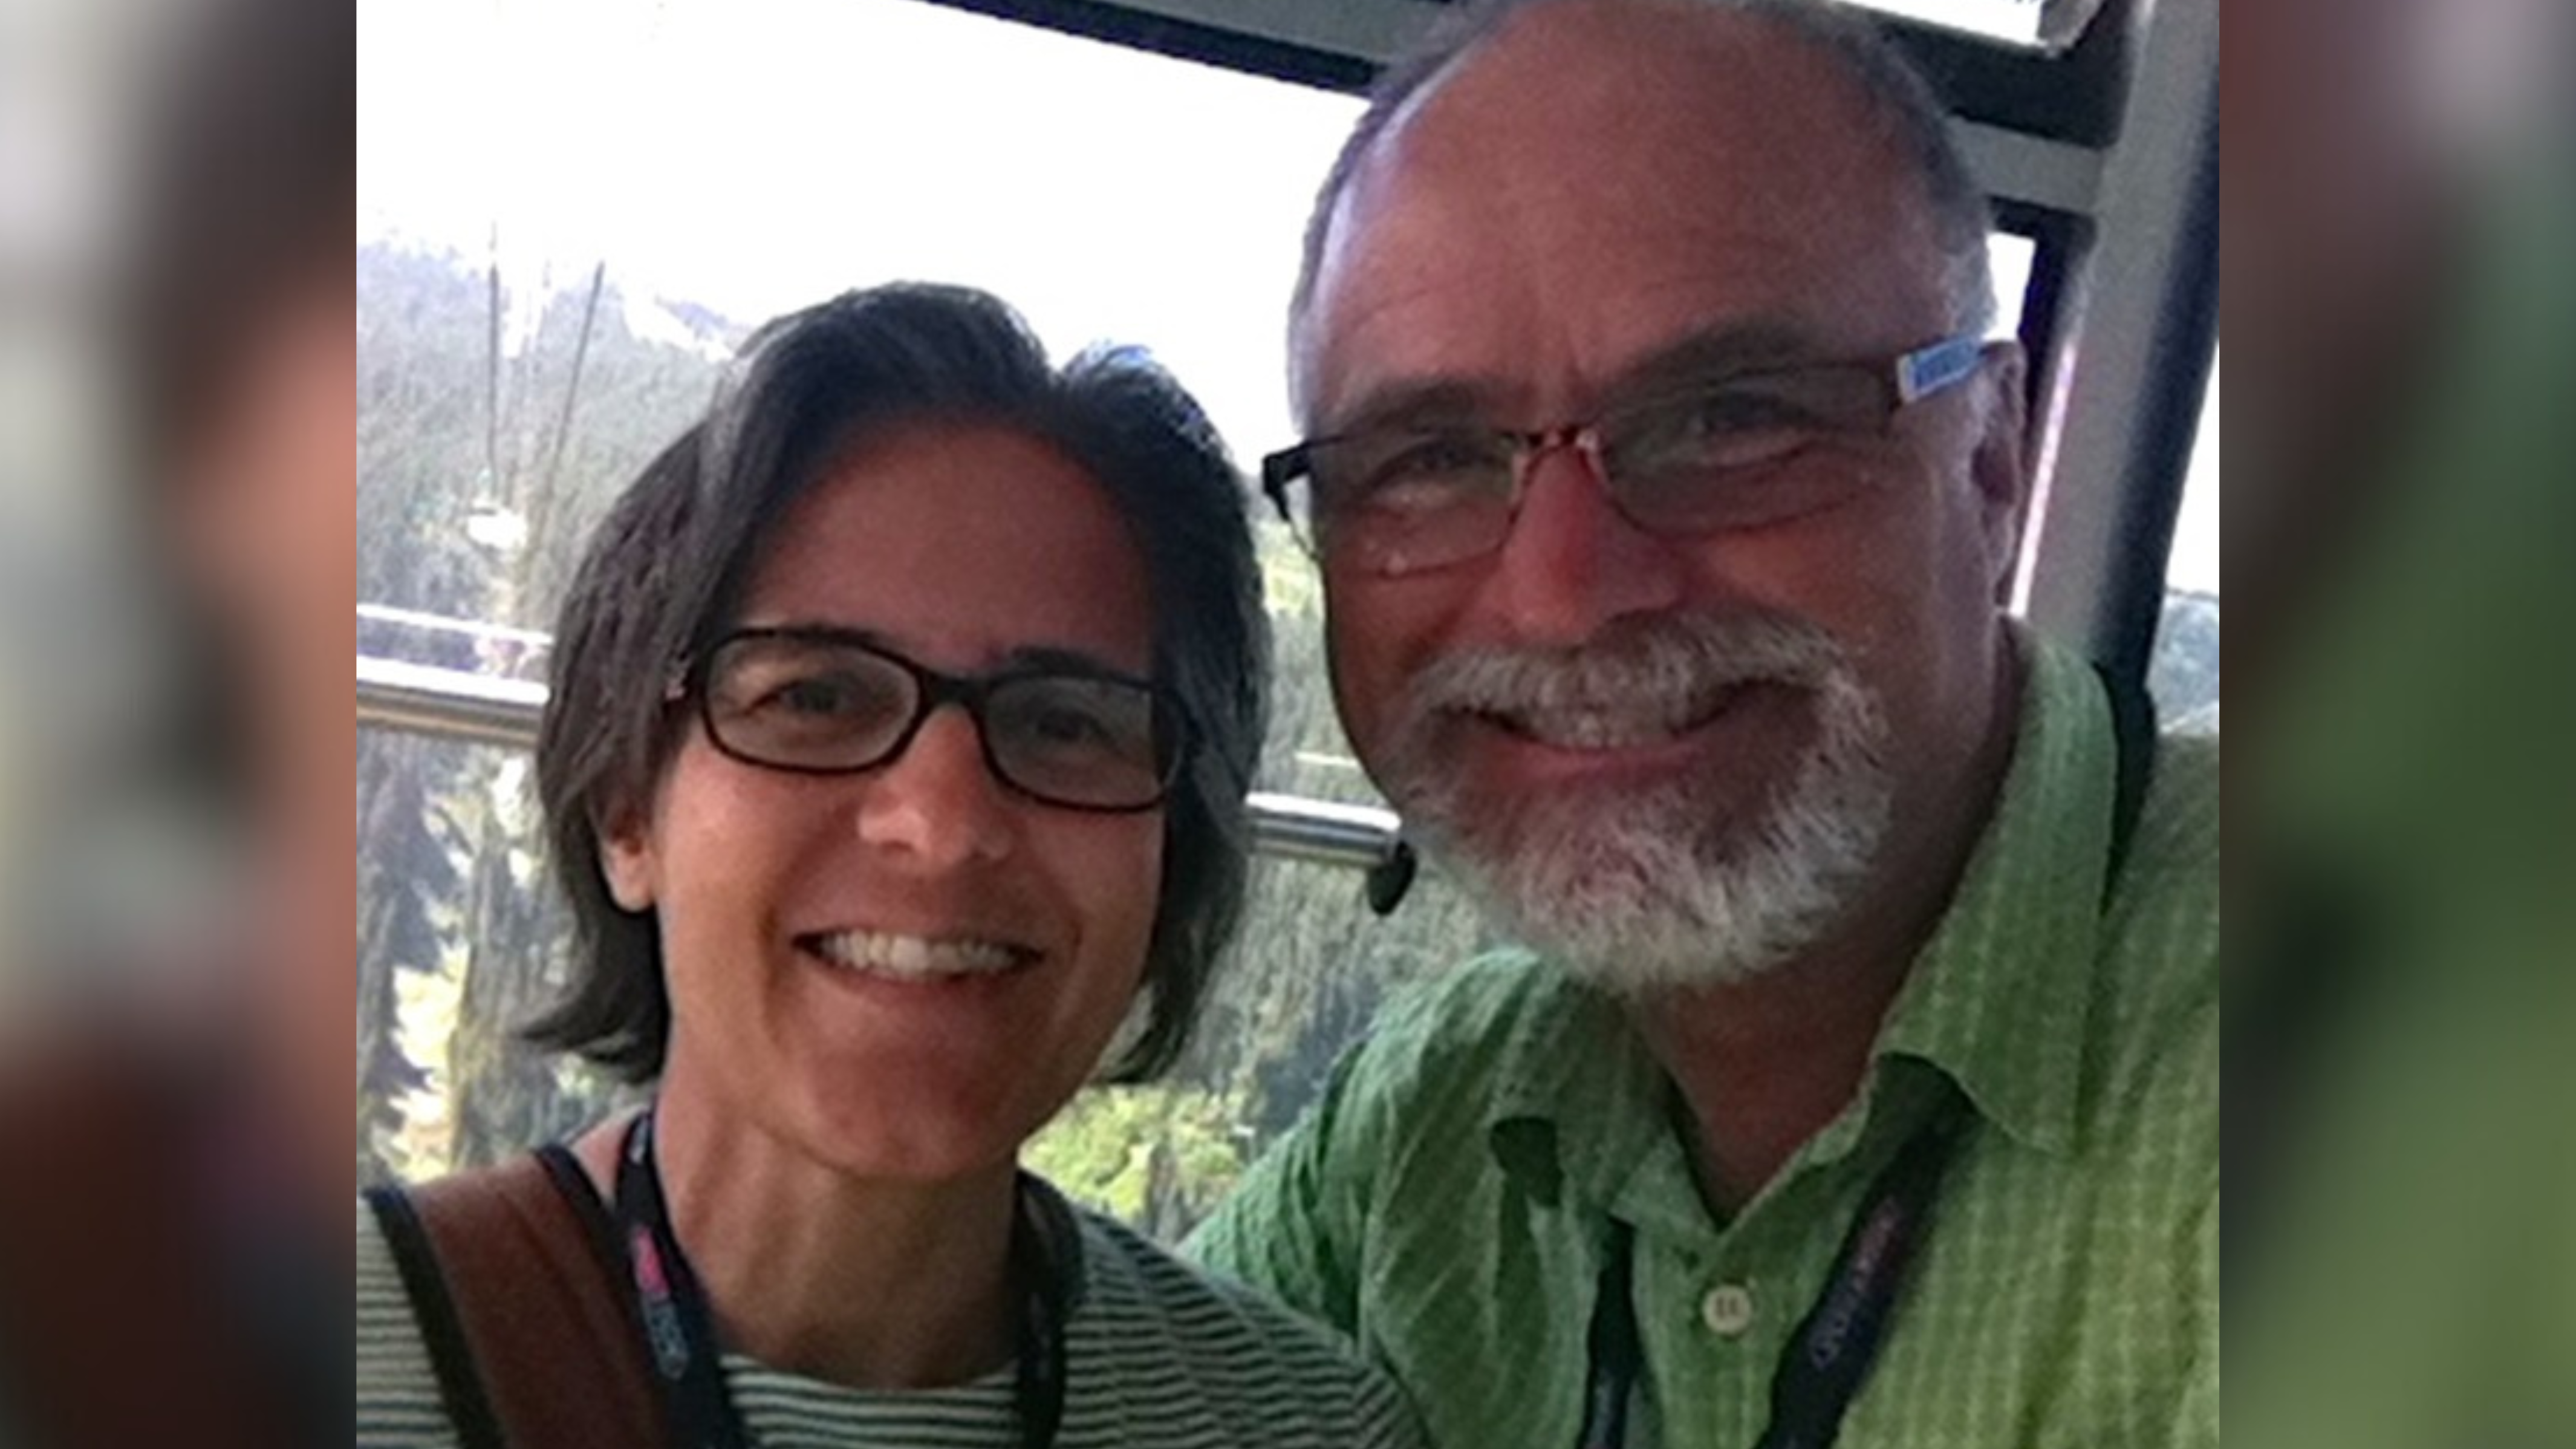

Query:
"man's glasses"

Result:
[[676, 627, 1186, 813], [1261, 334, 1989, 578]]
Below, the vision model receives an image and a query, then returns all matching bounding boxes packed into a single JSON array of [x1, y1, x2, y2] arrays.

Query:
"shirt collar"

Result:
[[1872, 625, 2119, 1156], [1480, 625, 2122, 1211]]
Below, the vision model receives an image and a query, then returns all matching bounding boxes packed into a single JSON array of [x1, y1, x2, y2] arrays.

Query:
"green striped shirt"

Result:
[[358, 1179, 1424, 1448], [1188, 633, 2219, 1449]]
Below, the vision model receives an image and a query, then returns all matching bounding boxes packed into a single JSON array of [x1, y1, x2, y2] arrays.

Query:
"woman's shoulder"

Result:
[[1055, 1194, 1423, 1449]]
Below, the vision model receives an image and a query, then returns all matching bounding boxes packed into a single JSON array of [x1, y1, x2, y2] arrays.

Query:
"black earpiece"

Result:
[[1365, 838, 1417, 917]]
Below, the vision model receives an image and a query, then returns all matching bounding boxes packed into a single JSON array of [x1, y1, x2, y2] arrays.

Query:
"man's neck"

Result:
[[1628, 945, 1914, 1217], [578, 1083, 1020, 1392], [1634, 648, 2025, 1217]]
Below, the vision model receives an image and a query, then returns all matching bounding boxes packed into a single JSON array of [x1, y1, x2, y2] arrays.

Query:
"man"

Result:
[[1187, 2, 2217, 1447]]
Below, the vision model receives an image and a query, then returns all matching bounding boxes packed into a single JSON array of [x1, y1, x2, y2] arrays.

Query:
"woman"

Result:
[[356, 284, 1420, 1448]]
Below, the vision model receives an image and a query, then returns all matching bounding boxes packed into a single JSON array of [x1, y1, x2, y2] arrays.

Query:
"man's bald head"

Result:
[[1289, 0, 1994, 403]]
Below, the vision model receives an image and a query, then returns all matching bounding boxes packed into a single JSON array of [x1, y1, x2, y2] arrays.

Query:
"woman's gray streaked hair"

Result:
[[529, 282, 1269, 1085]]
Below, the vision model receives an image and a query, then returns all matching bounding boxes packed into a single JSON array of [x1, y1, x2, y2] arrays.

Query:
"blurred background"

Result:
[[0, 0, 2567, 1441]]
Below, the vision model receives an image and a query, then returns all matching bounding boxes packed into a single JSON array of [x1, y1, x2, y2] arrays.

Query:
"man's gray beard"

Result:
[[1377, 613, 1895, 995]]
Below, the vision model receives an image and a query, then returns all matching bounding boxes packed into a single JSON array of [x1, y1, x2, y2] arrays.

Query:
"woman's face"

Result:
[[602, 422, 1165, 1182]]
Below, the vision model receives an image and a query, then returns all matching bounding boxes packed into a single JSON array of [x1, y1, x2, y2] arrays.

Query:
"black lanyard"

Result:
[[612, 1110, 1070, 1449], [1576, 1102, 1968, 1449], [1576, 660, 2154, 1449]]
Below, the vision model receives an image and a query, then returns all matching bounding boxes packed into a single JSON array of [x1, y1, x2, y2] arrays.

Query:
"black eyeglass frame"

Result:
[[669, 625, 1191, 815], [1258, 334, 1990, 573]]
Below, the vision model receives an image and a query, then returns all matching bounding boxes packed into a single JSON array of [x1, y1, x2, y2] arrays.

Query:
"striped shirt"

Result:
[[1188, 632, 2219, 1449], [358, 1178, 1424, 1449]]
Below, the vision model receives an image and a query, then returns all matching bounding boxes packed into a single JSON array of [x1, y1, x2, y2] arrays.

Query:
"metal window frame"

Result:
[[900, 0, 2219, 690], [355, 656, 1403, 872], [356, 0, 2217, 876]]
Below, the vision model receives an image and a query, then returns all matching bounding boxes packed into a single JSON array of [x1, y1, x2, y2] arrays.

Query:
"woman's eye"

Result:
[[751, 669, 878, 719], [1026, 705, 1113, 745]]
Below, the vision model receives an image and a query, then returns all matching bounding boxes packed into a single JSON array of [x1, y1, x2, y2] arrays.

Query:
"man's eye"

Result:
[[1348, 432, 1504, 507], [1621, 388, 1822, 471], [1674, 388, 1825, 437]]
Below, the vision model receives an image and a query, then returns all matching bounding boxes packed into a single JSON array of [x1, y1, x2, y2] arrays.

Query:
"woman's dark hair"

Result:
[[526, 283, 1270, 1085]]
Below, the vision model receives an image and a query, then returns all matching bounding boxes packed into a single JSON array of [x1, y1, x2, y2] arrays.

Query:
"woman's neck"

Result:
[[583, 1084, 1022, 1392]]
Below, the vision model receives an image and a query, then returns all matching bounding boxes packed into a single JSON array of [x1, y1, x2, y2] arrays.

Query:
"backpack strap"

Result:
[[365, 1147, 670, 1449]]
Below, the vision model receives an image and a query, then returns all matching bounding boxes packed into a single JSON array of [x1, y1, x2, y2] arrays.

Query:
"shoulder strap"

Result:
[[366, 1181, 509, 1449], [365, 1149, 671, 1449], [2095, 659, 2161, 894]]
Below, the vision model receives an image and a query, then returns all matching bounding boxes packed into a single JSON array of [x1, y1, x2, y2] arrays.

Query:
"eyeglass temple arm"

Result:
[[1895, 335, 1988, 404]]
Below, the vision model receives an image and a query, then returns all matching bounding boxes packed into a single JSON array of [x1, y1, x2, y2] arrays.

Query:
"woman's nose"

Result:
[[851, 705, 1016, 867]]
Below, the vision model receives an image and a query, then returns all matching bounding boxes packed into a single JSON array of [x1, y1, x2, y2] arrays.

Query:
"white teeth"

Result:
[[807, 930, 1028, 980], [1508, 694, 1712, 749]]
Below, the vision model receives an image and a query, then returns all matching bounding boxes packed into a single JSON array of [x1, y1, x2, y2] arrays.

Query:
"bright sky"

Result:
[[357, 0, 1355, 462], [357, 0, 2214, 596]]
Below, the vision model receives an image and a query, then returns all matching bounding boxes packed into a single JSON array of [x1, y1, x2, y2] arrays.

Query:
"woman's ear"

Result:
[[596, 806, 660, 913]]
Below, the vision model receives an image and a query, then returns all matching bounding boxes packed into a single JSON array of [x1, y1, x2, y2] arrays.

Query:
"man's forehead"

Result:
[[1298, 7, 1947, 425]]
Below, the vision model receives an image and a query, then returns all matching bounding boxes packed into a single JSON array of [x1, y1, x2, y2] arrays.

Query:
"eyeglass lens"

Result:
[[701, 635, 1168, 809]]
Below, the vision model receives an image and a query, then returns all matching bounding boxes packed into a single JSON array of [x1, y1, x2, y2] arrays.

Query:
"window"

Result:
[[2152, 350, 2219, 731], [357, 0, 2065, 1234], [357, 0, 1391, 1225]]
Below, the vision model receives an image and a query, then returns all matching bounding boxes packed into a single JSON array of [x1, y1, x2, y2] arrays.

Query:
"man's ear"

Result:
[[596, 802, 659, 914], [1968, 342, 2034, 604]]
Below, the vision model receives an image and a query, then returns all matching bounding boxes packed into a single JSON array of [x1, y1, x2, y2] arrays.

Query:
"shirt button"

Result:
[[1700, 1283, 1757, 1337]]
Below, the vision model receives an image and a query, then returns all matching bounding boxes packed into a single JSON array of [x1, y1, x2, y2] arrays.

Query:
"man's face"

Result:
[[1301, 4, 2029, 989]]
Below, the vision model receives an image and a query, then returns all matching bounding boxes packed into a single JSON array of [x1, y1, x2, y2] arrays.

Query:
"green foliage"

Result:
[[2151, 590, 2221, 724], [359, 244, 726, 1183], [1026, 1084, 1249, 1242]]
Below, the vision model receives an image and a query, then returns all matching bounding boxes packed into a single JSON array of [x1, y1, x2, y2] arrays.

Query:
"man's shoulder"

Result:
[[2110, 727, 2220, 984], [2139, 728, 2220, 875], [1327, 949, 1599, 1123], [2079, 726, 2219, 1150], [1067, 1204, 1419, 1442]]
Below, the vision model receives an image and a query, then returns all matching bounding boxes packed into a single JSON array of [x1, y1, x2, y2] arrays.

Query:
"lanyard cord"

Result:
[[1575, 1101, 1967, 1449], [1575, 661, 2157, 1448], [612, 1111, 1069, 1449]]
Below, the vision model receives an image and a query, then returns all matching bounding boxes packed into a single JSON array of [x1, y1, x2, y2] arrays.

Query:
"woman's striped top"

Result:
[[356, 1180, 1423, 1449]]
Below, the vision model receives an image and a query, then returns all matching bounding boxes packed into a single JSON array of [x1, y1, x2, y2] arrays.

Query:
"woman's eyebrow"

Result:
[[994, 643, 1147, 682], [738, 619, 896, 651]]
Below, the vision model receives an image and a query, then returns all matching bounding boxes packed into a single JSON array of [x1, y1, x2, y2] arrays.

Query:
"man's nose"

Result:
[[1477, 441, 1688, 645], [853, 706, 1016, 867]]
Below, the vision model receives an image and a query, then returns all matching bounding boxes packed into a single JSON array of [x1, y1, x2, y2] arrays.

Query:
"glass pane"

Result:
[[356, 0, 2084, 1222], [356, 729, 633, 1189], [359, 0, 1359, 645], [2152, 350, 2220, 731], [1850, 0, 2049, 47], [356, 712, 1498, 1243], [1030, 854, 1508, 1242]]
